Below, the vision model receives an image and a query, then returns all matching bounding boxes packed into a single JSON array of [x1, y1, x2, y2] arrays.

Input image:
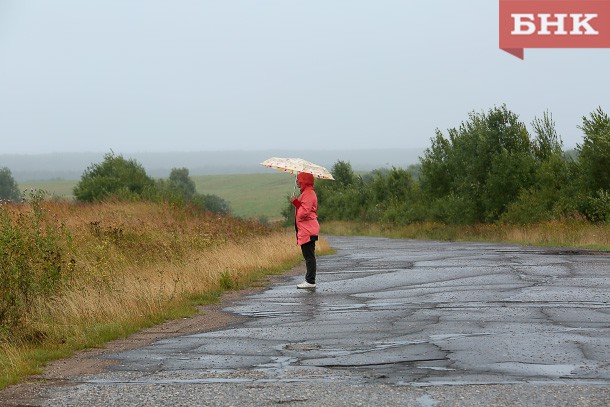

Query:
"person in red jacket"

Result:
[[290, 172, 320, 289]]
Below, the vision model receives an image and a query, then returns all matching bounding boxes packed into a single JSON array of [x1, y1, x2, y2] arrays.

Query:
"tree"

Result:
[[0, 167, 20, 201], [168, 168, 197, 199], [371, 167, 414, 203], [157, 167, 197, 201], [419, 130, 452, 198], [420, 105, 537, 222], [73, 152, 155, 202], [330, 160, 357, 188], [577, 107, 610, 194], [316, 161, 368, 221], [193, 194, 231, 215], [531, 111, 563, 161]]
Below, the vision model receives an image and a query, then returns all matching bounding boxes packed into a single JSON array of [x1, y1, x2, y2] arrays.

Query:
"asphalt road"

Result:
[[43, 236, 610, 406]]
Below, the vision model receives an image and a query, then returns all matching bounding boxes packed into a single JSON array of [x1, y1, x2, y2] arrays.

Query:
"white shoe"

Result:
[[297, 281, 316, 289]]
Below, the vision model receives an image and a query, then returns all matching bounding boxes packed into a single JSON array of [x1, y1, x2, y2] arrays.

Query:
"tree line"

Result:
[[312, 105, 609, 225], [0, 153, 231, 214], [2, 105, 609, 224]]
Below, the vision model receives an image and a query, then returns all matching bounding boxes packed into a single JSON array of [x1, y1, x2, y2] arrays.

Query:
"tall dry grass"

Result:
[[1, 199, 325, 389], [39, 235, 303, 338], [322, 220, 610, 250]]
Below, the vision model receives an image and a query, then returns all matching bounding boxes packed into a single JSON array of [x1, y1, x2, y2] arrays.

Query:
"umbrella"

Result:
[[260, 157, 335, 180]]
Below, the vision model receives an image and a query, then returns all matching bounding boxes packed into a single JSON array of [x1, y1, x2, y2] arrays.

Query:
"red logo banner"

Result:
[[499, 0, 610, 59]]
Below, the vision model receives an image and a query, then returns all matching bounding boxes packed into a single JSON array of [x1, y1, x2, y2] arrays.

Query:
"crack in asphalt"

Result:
[[320, 358, 449, 368]]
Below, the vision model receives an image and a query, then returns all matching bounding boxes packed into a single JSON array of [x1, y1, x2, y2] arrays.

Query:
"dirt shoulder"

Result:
[[0, 264, 305, 406]]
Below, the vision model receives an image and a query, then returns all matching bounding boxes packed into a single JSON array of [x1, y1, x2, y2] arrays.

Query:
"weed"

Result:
[[219, 271, 235, 290]]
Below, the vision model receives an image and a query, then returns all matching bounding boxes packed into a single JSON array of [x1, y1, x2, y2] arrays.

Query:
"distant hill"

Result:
[[1, 149, 424, 182]]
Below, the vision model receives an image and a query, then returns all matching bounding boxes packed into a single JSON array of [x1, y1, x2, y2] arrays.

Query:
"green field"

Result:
[[192, 173, 296, 220], [19, 179, 77, 200], [20, 173, 296, 220]]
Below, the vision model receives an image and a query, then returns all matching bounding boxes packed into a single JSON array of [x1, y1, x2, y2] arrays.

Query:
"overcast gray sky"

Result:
[[1, 0, 608, 154]]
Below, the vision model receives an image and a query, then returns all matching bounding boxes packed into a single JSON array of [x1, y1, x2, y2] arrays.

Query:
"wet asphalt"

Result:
[[44, 236, 610, 406]]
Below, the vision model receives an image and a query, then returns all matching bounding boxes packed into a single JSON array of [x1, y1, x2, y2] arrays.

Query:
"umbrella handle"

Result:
[[293, 175, 298, 217]]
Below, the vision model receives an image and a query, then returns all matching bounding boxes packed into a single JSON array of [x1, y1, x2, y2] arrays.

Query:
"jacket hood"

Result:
[[297, 172, 315, 190]]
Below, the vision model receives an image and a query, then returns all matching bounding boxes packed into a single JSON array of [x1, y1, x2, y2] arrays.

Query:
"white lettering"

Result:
[[510, 12, 601, 36], [570, 13, 599, 35], [538, 13, 568, 35], [511, 14, 536, 35]]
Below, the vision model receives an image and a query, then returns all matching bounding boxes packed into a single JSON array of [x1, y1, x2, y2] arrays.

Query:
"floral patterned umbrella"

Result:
[[260, 157, 335, 180]]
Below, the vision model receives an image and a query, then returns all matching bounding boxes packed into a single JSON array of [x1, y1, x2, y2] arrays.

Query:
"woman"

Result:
[[291, 172, 320, 289]]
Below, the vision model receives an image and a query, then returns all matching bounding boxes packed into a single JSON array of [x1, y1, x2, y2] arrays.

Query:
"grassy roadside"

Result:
[[0, 200, 329, 390], [0, 237, 302, 389], [322, 220, 610, 251]]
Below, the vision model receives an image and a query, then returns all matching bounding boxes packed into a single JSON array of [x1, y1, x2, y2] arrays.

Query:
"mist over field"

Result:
[[1, 149, 423, 182]]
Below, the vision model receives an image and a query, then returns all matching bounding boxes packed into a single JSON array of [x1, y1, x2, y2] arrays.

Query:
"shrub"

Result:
[[156, 168, 231, 215], [191, 193, 231, 215], [582, 190, 610, 223], [73, 152, 155, 202], [429, 193, 478, 224], [501, 189, 554, 224], [156, 168, 197, 202], [0, 192, 70, 337], [0, 168, 20, 202]]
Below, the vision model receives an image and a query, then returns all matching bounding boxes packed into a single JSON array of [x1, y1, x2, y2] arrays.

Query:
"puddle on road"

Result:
[[256, 356, 298, 371], [419, 366, 456, 372], [417, 394, 440, 407]]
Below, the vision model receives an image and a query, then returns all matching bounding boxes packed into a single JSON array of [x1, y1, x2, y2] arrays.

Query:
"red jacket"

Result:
[[291, 173, 320, 246]]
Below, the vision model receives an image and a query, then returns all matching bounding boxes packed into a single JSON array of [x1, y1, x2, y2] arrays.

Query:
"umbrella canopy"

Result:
[[260, 157, 335, 180]]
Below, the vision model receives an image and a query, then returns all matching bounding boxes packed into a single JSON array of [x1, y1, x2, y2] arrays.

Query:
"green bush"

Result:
[[501, 189, 555, 224], [74, 152, 155, 202], [0, 193, 70, 337], [483, 151, 537, 221], [156, 168, 197, 202], [501, 153, 577, 224], [582, 190, 610, 223], [316, 161, 370, 222], [380, 200, 425, 225], [190, 193, 231, 215], [429, 193, 478, 224], [156, 168, 231, 215]]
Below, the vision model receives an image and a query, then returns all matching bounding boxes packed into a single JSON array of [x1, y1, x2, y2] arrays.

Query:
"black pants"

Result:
[[301, 239, 317, 284]]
